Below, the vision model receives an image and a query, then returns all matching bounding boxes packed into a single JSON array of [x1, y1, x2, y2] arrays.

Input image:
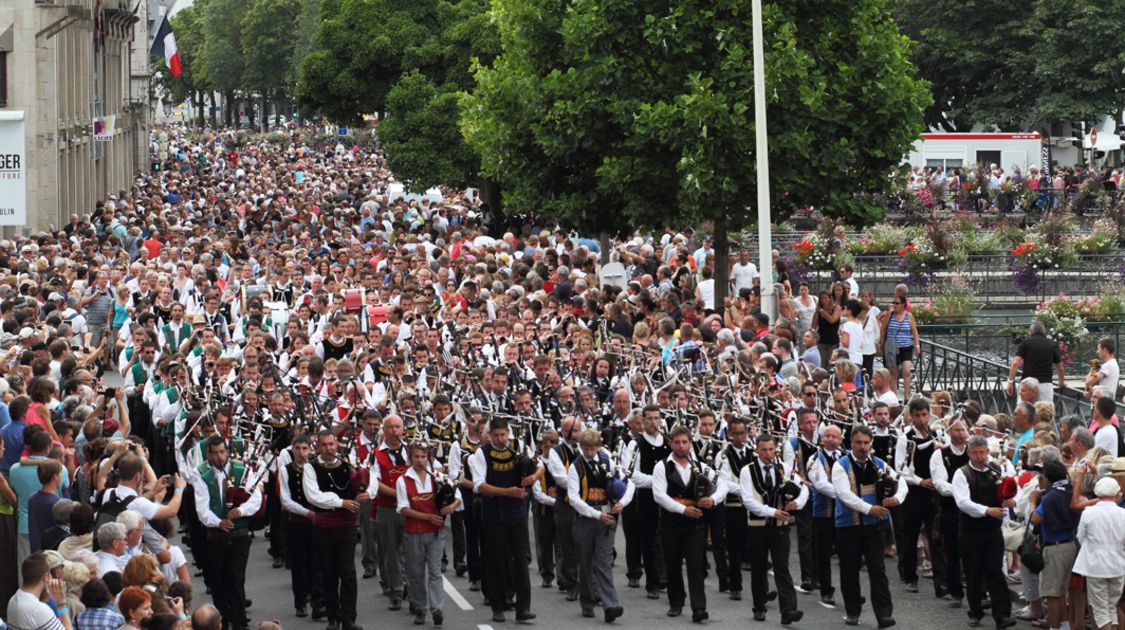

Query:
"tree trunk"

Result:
[[260, 94, 269, 133], [480, 179, 503, 227], [208, 92, 218, 127], [713, 215, 730, 313], [195, 91, 205, 128]]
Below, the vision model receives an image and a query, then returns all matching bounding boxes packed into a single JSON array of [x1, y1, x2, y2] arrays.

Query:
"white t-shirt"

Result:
[[1098, 358, 1120, 393], [106, 486, 162, 521], [840, 320, 865, 365], [730, 262, 758, 293], [161, 544, 189, 585], [698, 279, 716, 311], [6, 589, 65, 630], [95, 550, 123, 577], [1094, 423, 1120, 455]]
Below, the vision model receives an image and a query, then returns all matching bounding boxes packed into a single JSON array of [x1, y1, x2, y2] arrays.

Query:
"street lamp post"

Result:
[[751, 0, 776, 323]]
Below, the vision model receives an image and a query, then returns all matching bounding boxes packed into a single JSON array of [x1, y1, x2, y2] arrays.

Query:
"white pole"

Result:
[[751, 0, 776, 323]]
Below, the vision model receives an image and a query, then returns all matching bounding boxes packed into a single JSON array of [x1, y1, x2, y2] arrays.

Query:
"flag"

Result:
[[150, 16, 182, 78]]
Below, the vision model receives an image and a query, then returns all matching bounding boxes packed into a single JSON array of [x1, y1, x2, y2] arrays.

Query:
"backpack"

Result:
[[91, 490, 136, 551]]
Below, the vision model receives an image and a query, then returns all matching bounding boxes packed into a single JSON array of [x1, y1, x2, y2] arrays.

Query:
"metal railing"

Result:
[[914, 338, 1125, 418]]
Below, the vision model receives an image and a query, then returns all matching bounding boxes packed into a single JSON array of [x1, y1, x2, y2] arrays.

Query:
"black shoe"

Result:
[[646, 590, 660, 600], [667, 607, 682, 617], [844, 616, 860, 626], [981, 598, 992, 610], [311, 606, 326, 621], [582, 608, 595, 618], [995, 618, 1016, 630], [362, 568, 377, 579], [343, 623, 363, 630], [729, 591, 742, 601], [968, 617, 982, 628], [272, 557, 284, 568], [326, 621, 340, 630], [414, 612, 426, 625], [604, 607, 623, 623], [244, 600, 252, 609], [469, 580, 481, 592], [627, 578, 640, 588], [492, 612, 505, 623], [515, 611, 536, 622], [781, 610, 804, 625], [767, 590, 778, 602], [296, 606, 308, 618], [505, 598, 516, 611], [819, 595, 836, 608], [753, 610, 767, 622], [433, 612, 443, 626], [878, 618, 896, 629], [566, 589, 579, 602], [389, 599, 402, 611], [692, 610, 709, 623], [455, 565, 467, 577], [410, 603, 420, 615], [719, 581, 730, 593], [904, 582, 918, 593], [541, 577, 553, 588]]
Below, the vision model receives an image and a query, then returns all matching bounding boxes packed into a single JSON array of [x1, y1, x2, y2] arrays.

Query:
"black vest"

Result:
[[551, 443, 577, 505], [871, 430, 898, 466], [310, 459, 355, 514], [724, 445, 755, 505], [287, 462, 310, 509], [637, 435, 671, 475], [906, 429, 936, 491], [745, 459, 789, 527], [575, 456, 610, 508], [794, 437, 818, 479], [661, 460, 701, 528], [481, 445, 525, 523], [322, 336, 353, 362], [939, 446, 970, 510], [958, 463, 1002, 530]]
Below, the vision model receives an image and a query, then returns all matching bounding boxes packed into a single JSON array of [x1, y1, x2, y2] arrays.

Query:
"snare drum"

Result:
[[342, 288, 366, 314]]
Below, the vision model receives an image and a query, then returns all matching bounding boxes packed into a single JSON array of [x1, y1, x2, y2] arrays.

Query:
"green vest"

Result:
[[130, 362, 150, 388], [197, 459, 248, 528], [161, 387, 178, 436], [163, 322, 192, 350], [125, 346, 135, 362]]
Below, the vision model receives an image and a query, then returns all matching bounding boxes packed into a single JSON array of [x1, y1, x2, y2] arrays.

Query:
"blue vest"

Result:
[[811, 449, 844, 519], [833, 454, 890, 528]]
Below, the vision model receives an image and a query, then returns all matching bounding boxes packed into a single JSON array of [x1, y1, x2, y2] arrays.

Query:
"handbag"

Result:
[[1002, 520, 1027, 552], [883, 344, 899, 369], [1018, 526, 1044, 574]]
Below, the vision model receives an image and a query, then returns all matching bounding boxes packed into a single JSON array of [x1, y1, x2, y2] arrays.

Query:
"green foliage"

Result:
[[199, 0, 247, 94], [464, 0, 930, 235], [380, 72, 479, 189], [241, 0, 304, 96]]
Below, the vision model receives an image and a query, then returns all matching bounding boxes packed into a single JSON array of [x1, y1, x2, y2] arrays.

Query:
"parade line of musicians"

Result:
[[154, 385, 1025, 630]]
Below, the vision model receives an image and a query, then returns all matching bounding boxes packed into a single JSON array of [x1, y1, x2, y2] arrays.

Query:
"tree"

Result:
[[242, 0, 304, 128], [893, 0, 1032, 131], [199, 0, 248, 126], [464, 0, 930, 302]]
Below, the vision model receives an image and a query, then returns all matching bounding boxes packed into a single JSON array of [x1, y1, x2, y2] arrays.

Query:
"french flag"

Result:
[[150, 16, 182, 78]]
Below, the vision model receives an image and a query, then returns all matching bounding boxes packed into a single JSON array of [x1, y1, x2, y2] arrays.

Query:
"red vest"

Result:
[[374, 446, 409, 509], [403, 474, 442, 534]]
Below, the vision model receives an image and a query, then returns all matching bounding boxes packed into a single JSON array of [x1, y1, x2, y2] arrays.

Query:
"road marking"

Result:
[[443, 576, 473, 611], [477, 626, 494, 630]]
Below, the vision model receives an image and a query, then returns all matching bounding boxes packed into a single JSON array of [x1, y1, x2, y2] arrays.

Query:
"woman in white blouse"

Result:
[[1072, 477, 1125, 630]]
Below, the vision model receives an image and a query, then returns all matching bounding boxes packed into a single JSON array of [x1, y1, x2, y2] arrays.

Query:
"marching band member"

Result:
[[832, 425, 905, 628], [619, 404, 671, 600], [741, 433, 806, 625], [930, 418, 970, 607], [787, 402, 820, 593], [952, 435, 1017, 629], [807, 423, 845, 608], [894, 398, 947, 595], [546, 416, 583, 600], [716, 417, 755, 601], [303, 429, 370, 630], [530, 430, 561, 590], [398, 442, 460, 626], [368, 414, 410, 611], [468, 417, 543, 623], [277, 433, 324, 620], [693, 410, 729, 593], [653, 425, 727, 623], [567, 429, 632, 623]]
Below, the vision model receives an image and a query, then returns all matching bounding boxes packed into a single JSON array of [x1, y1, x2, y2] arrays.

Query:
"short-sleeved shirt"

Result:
[[27, 491, 59, 552], [1098, 358, 1120, 394], [1016, 334, 1061, 383], [104, 486, 161, 521], [6, 589, 65, 630]]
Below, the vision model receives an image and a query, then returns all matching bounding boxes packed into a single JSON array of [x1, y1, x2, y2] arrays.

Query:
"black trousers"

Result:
[[813, 517, 837, 597], [127, 394, 150, 443], [939, 507, 964, 599], [837, 523, 893, 620], [451, 510, 467, 572], [794, 506, 816, 587], [886, 504, 905, 579], [286, 517, 323, 610], [724, 503, 747, 594], [267, 487, 285, 559], [553, 501, 578, 590], [314, 526, 358, 624], [533, 506, 557, 581], [961, 526, 1010, 621], [622, 498, 643, 581], [631, 490, 665, 592], [482, 518, 532, 615], [703, 505, 729, 587], [747, 526, 797, 615], [205, 533, 252, 630], [660, 519, 707, 613], [462, 492, 482, 581], [900, 488, 946, 593]]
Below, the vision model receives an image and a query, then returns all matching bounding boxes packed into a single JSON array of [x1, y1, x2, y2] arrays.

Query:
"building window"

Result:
[[0, 52, 7, 107]]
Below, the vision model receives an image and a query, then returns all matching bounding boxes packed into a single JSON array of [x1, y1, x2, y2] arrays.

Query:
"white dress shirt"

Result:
[[277, 460, 311, 518], [831, 455, 906, 516], [808, 449, 842, 499], [951, 461, 995, 519], [619, 432, 664, 489], [190, 462, 263, 528], [930, 443, 966, 498], [652, 455, 727, 515], [566, 452, 636, 520], [395, 466, 434, 514], [1073, 500, 1125, 578], [740, 459, 809, 519]]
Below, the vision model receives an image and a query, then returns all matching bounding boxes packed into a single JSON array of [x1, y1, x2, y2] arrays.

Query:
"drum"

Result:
[[342, 288, 366, 315], [368, 304, 389, 326], [241, 285, 270, 312]]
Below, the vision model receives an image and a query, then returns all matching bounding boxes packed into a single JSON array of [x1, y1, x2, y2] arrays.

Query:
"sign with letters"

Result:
[[0, 112, 26, 226]]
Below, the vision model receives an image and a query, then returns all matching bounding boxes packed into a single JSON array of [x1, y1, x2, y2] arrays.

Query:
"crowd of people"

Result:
[[0, 124, 1124, 630]]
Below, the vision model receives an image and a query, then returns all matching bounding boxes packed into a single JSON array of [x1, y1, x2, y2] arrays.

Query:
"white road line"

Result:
[[443, 576, 474, 611], [477, 626, 494, 630]]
